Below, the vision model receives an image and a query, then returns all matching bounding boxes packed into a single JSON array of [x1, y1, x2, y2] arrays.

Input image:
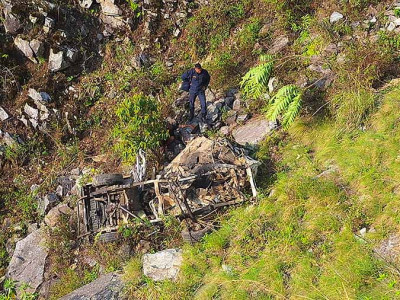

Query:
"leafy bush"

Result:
[[266, 85, 303, 129], [112, 94, 168, 164], [240, 54, 274, 99]]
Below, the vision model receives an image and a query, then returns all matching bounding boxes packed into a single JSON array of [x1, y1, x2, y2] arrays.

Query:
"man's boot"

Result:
[[201, 113, 207, 123], [189, 108, 194, 122]]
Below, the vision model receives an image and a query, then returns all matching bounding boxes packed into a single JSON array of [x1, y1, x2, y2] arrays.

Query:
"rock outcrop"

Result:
[[6, 229, 48, 296], [59, 272, 123, 300]]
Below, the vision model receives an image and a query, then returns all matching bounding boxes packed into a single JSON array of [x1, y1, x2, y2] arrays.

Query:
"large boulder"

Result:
[[59, 272, 123, 300], [232, 117, 276, 146], [6, 229, 48, 296], [142, 249, 183, 281]]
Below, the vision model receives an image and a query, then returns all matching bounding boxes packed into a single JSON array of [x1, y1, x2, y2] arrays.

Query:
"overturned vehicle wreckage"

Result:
[[77, 137, 260, 242]]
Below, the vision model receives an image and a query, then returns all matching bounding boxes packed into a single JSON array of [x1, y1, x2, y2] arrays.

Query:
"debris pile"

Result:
[[77, 137, 260, 242]]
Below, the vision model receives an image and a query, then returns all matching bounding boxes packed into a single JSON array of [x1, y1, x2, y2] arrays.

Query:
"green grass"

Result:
[[122, 84, 400, 299]]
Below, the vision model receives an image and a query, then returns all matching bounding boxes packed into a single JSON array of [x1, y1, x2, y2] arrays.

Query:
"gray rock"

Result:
[[28, 88, 51, 104], [14, 37, 43, 63], [0, 106, 10, 121], [375, 234, 400, 264], [24, 103, 39, 120], [219, 126, 230, 135], [330, 12, 344, 23], [268, 36, 289, 54], [101, 14, 125, 29], [44, 203, 73, 227], [79, 0, 93, 8], [225, 110, 237, 125], [44, 17, 55, 29], [268, 77, 278, 93], [1, 131, 18, 147], [232, 99, 241, 111], [38, 193, 60, 215], [232, 117, 275, 146], [388, 22, 396, 32], [49, 49, 70, 72], [6, 229, 48, 296], [173, 27, 181, 37], [66, 48, 79, 62], [143, 249, 183, 281], [59, 273, 123, 300], [100, 0, 122, 16], [4, 13, 21, 34], [237, 114, 249, 122]]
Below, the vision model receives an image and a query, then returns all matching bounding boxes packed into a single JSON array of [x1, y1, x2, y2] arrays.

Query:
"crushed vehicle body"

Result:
[[77, 137, 260, 242]]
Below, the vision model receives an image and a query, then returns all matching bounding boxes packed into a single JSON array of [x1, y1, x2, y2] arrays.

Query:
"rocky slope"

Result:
[[3, 0, 400, 299]]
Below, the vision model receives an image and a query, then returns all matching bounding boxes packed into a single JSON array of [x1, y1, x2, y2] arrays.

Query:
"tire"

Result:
[[182, 226, 212, 243], [98, 231, 119, 243], [92, 174, 124, 187]]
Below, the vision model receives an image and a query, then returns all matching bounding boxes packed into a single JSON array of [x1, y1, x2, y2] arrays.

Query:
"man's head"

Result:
[[194, 63, 202, 74]]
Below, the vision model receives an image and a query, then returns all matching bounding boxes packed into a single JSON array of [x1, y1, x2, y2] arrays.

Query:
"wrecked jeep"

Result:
[[77, 137, 260, 242]]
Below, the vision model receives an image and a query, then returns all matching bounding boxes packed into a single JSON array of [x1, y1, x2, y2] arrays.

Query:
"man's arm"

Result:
[[203, 70, 210, 88], [181, 69, 192, 81]]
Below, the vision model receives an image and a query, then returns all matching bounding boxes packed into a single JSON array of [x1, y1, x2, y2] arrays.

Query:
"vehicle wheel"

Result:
[[92, 174, 124, 187], [181, 226, 212, 243], [98, 231, 119, 243]]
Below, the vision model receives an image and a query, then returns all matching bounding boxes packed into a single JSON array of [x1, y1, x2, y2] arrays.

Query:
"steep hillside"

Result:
[[2, 0, 400, 298]]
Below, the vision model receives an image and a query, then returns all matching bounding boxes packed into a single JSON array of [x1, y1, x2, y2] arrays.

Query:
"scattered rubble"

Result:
[[143, 249, 183, 281], [6, 229, 48, 297]]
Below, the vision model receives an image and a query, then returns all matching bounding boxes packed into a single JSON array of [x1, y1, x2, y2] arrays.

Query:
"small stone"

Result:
[[237, 114, 249, 122], [100, 0, 122, 16], [38, 193, 60, 215], [173, 27, 181, 37], [49, 49, 70, 72], [43, 17, 55, 33], [360, 228, 367, 237], [232, 99, 241, 111], [330, 12, 344, 24], [66, 48, 79, 62], [0, 106, 10, 121], [268, 77, 278, 93], [388, 22, 396, 32], [79, 0, 93, 8], [219, 126, 230, 135]]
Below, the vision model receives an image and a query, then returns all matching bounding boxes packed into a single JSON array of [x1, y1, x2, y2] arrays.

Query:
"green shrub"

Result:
[[266, 84, 303, 129], [240, 54, 274, 100], [112, 93, 168, 164]]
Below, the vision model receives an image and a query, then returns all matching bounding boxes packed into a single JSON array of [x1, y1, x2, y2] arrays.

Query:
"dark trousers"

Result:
[[189, 90, 207, 117]]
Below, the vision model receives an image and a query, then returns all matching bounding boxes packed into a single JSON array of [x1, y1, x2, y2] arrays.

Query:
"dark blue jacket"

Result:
[[181, 68, 210, 94]]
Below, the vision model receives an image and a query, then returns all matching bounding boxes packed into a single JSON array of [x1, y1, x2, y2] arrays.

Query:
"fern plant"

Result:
[[266, 85, 303, 129], [240, 54, 274, 99]]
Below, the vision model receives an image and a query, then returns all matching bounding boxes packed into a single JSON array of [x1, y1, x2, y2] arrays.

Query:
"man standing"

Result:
[[181, 63, 210, 121]]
